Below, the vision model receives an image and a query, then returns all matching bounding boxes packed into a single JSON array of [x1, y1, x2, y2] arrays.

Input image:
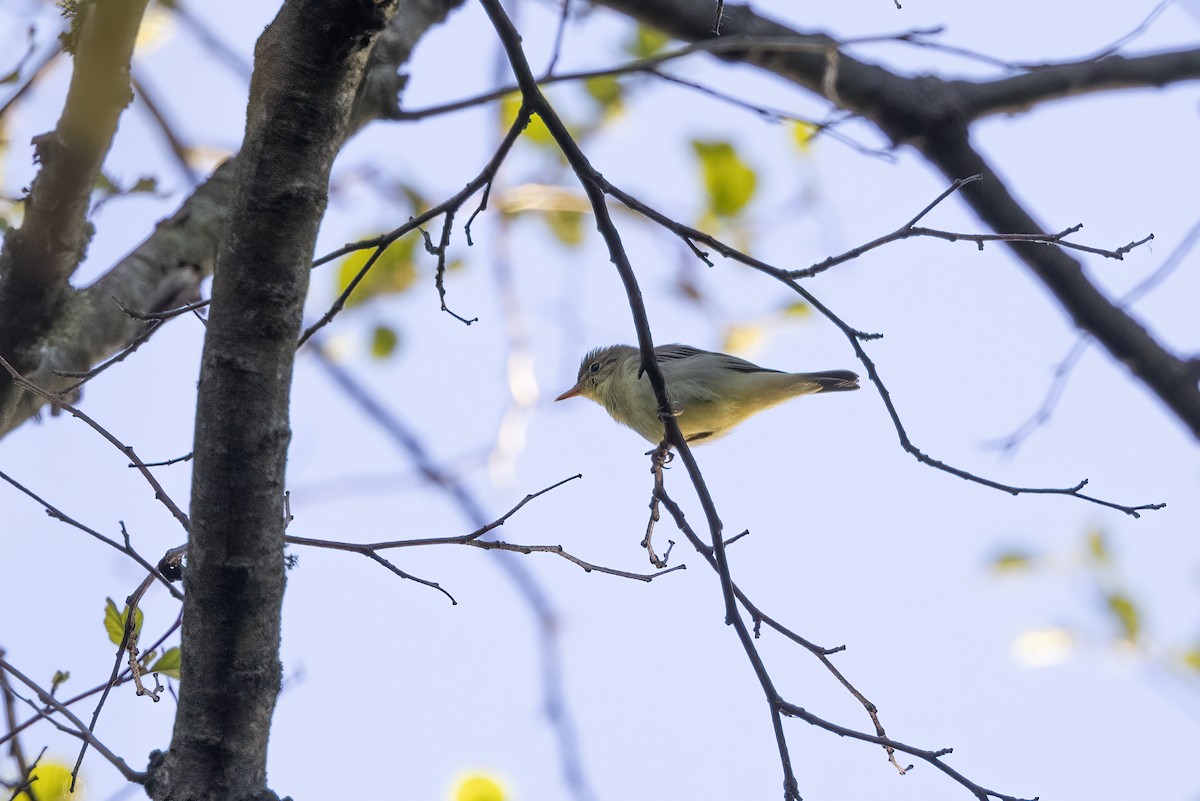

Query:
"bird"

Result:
[[555, 344, 859, 444]]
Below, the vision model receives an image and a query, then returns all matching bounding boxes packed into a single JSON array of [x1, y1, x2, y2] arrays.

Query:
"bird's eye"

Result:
[[589, 362, 601, 374]]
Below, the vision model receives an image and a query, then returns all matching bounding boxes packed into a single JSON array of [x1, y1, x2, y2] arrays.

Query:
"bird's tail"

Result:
[[796, 370, 860, 393]]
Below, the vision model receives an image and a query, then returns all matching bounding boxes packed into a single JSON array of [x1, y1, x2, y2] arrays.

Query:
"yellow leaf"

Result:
[[722, 323, 765, 356], [625, 24, 671, 59], [13, 761, 82, 801], [543, 210, 586, 246], [334, 236, 418, 309], [1086, 529, 1109, 563], [790, 120, 819, 153], [779, 301, 810, 319], [500, 93, 555, 148], [1106, 592, 1140, 643], [990, 550, 1035, 574], [691, 140, 757, 219], [452, 773, 506, 801], [584, 75, 623, 118]]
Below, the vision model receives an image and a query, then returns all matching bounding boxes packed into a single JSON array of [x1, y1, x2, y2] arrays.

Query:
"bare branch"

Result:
[[596, 181, 1164, 516], [0, 470, 182, 600], [0, 357, 192, 530], [286, 476, 684, 592], [0, 0, 150, 411], [0, 0, 466, 437], [0, 656, 146, 784], [595, 0, 1200, 443], [299, 105, 530, 345], [990, 218, 1200, 452]]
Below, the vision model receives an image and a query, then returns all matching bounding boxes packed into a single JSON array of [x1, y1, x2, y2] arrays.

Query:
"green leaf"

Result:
[[370, 325, 400, 358], [334, 235, 418, 309], [990, 550, 1035, 574], [95, 172, 119, 194], [128, 176, 159, 194], [150, 647, 182, 679], [1105, 592, 1140, 642], [691, 140, 757, 218], [103, 597, 143, 646], [1086, 529, 1109, 563], [500, 93, 555, 148], [779, 300, 810, 318], [584, 75, 623, 118], [1182, 648, 1200, 674], [50, 670, 70, 693], [625, 24, 671, 59], [542, 210, 586, 247]]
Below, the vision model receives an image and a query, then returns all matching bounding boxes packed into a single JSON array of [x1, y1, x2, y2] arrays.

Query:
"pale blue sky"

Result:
[[2, 2, 1199, 800]]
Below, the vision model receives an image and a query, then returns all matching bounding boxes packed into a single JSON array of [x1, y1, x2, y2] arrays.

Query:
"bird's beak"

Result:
[[555, 384, 582, 402]]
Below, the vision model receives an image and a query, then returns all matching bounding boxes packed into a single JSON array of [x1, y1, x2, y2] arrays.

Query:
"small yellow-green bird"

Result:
[[555, 344, 859, 444]]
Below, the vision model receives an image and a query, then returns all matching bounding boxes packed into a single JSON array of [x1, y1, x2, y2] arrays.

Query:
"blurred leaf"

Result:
[[13, 760, 79, 801], [94, 172, 159, 200], [990, 550, 1035, 574], [103, 597, 143, 646], [1182, 648, 1200, 674], [542, 209, 585, 246], [1010, 627, 1076, 668], [1105, 592, 1140, 642], [500, 92, 555, 148], [525, 111, 557, 147], [134, 5, 175, 54], [1086, 529, 1109, 564], [95, 172, 118, 194], [780, 300, 810, 318], [625, 23, 671, 59], [128, 176, 159, 194], [722, 323, 765, 355], [454, 774, 506, 801], [0, 28, 35, 85], [335, 235, 418, 309], [150, 646, 182, 679], [790, 120, 820, 153], [370, 325, 400, 359], [51, 670, 70, 693], [691, 140, 757, 218], [396, 182, 428, 214], [497, 183, 590, 216], [584, 75, 623, 118]]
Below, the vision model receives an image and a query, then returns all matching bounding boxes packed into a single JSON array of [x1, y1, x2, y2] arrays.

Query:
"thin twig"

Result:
[[0, 469, 182, 600], [298, 106, 531, 345], [990, 218, 1200, 452], [286, 476, 682, 588], [597, 181, 1164, 517], [790, 176, 1153, 279], [0, 657, 145, 784], [0, 356, 192, 530]]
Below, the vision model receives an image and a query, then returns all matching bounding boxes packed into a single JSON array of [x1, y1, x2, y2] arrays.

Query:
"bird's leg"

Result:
[[642, 440, 674, 568]]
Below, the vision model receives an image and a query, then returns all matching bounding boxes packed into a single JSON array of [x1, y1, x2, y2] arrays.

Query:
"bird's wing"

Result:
[[655, 344, 780, 375], [654, 344, 709, 362]]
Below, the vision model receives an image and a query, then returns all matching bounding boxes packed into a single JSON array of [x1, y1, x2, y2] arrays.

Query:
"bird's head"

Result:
[[555, 345, 633, 405]]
